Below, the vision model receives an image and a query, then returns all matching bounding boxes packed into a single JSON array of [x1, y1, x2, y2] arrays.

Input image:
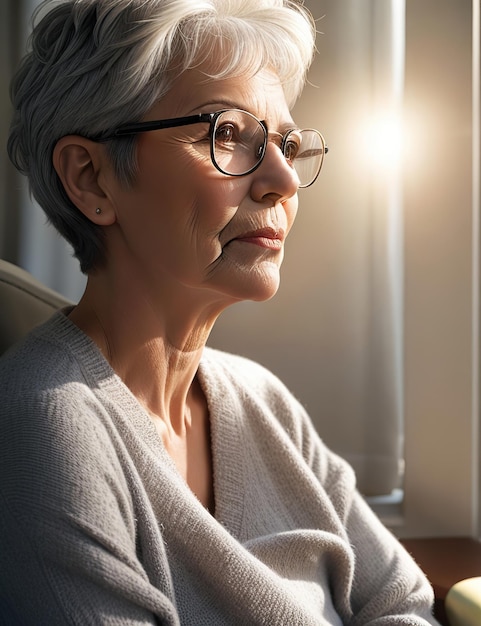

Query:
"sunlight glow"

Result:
[[363, 113, 405, 173]]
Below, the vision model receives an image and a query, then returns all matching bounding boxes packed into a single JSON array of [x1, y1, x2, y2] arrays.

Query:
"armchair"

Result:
[[446, 577, 481, 626], [0, 258, 72, 356]]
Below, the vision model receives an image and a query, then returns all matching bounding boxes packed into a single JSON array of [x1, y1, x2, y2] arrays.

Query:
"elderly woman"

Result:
[[0, 0, 439, 624]]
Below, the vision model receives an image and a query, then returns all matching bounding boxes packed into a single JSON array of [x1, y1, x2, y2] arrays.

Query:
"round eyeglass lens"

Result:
[[285, 128, 325, 188], [212, 110, 266, 176]]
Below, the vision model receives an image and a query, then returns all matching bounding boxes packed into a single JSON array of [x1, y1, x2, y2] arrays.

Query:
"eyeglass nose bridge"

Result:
[[260, 130, 297, 169], [261, 128, 307, 177], [240, 131, 295, 178], [246, 124, 298, 171], [266, 128, 303, 163]]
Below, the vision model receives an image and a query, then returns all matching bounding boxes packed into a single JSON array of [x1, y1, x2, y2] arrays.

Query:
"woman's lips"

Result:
[[232, 227, 285, 250]]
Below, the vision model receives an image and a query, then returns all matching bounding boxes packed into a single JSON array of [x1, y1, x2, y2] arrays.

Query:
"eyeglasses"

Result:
[[100, 109, 328, 188]]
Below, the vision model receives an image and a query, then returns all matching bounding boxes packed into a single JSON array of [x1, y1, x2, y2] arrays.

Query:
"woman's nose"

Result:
[[249, 141, 300, 203]]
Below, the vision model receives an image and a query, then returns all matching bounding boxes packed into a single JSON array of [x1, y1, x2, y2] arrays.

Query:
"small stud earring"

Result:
[[95, 208, 102, 215]]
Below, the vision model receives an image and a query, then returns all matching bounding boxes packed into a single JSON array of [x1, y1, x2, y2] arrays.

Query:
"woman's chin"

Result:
[[224, 264, 282, 303], [249, 280, 280, 302]]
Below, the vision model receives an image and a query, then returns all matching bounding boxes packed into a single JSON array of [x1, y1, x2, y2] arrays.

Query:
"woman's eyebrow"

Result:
[[186, 101, 299, 134], [191, 102, 297, 125], [187, 99, 244, 113]]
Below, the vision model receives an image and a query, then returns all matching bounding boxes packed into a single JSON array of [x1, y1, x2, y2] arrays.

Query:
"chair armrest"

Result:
[[445, 577, 481, 626], [0, 259, 73, 356]]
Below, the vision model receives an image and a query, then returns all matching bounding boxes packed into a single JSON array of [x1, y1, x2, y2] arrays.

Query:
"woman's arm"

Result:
[[299, 408, 440, 625]]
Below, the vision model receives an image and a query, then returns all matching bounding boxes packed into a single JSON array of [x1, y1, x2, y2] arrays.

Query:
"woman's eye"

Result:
[[284, 140, 300, 162], [215, 123, 237, 145]]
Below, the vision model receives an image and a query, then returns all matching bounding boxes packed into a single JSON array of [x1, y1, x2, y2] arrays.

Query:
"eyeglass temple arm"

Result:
[[109, 113, 214, 138]]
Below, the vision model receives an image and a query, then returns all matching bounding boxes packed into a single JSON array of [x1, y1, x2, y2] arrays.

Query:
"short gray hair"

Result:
[[8, 0, 316, 273]]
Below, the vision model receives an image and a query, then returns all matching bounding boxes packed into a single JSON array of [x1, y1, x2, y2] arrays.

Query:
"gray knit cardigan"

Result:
[[0, 311, 439, 625]]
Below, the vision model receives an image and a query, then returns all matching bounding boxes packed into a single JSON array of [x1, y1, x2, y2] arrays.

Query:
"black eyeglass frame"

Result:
[[97, 109, 328, 188]]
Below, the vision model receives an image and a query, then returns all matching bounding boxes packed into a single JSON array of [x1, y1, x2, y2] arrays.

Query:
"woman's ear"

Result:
[[52, 136, 116, 225]]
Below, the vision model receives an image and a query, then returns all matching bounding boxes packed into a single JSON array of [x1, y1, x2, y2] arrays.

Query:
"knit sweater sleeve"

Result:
[[0, 346, 179, 625], [278, 383, 439, 625]]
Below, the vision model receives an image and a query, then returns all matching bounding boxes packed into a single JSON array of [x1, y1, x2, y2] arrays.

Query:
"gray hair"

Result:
[[8, 0, 316, 273]]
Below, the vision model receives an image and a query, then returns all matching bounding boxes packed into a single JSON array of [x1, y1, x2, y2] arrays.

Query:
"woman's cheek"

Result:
[[284, 196, 299, 234]]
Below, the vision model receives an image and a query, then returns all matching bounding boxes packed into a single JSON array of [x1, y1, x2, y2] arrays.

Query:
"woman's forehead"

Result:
[[148, 67, 293, 123]]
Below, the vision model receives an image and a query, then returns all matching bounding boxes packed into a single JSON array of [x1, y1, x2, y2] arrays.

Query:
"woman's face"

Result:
[[102, 67, 300, 308]]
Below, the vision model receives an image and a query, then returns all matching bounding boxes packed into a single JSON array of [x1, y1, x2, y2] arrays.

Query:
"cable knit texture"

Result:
[[0, 311, 439, 625]]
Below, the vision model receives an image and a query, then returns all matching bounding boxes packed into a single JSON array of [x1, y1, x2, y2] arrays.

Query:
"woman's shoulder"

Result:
[[0, 310, 107, 394], [0, 311, 112, 444], [1, 312, 76, 386], [0, 311, 135, 528]]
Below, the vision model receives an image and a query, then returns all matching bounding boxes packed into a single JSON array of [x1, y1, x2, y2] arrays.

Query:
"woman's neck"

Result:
[[68, 269, 217, 431]]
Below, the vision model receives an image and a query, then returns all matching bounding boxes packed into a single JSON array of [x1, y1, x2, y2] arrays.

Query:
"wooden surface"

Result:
[[401, 537, 481, 625]]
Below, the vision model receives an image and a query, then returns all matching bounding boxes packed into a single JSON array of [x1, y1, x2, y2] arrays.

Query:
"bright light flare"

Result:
[[362, 112, 406, 173]]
